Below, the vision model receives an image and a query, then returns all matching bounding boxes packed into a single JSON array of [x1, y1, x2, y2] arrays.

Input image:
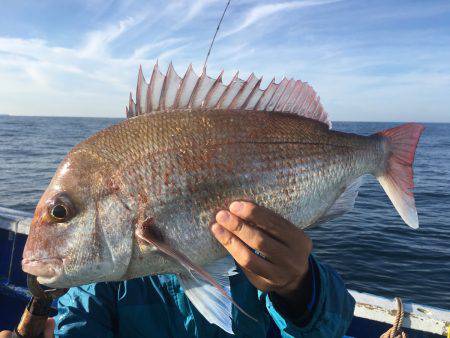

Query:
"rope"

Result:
[[203, 0, 231, 70], [380, 297, 407, 338]]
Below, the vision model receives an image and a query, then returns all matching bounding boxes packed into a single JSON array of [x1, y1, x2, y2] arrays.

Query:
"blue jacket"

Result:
[[54, 257, 355, 338]]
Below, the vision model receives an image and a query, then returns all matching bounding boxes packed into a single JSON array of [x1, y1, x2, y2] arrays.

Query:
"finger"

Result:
[[239, 266, 278, 292], [211, 223, 282, 278], [216, 210, 290, 263], [229, 201, 293, 241], [229, 201, 310, 249], [240, 263, 300, 292], [0, 331, 13, 338], [44, 318, 55, 338]]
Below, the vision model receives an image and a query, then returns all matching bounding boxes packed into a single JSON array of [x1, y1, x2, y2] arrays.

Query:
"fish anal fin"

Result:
[[312, 176, 364, 227]]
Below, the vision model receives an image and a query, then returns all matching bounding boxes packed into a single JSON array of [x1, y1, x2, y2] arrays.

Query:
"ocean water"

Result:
[[0, 115, 449, 309]]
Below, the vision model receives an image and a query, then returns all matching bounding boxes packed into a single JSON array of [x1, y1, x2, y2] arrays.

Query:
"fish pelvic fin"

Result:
[[375, 123, 425, 229], [179, 256, 239, 335], [127, 63, 331, 127], [135, 226, 256, 333]]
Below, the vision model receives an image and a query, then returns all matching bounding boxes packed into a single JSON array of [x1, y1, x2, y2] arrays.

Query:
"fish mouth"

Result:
[[22, 257, 63, 281]]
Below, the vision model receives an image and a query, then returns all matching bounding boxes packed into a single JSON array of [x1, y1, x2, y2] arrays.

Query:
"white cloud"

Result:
[[79, 17, 137, 58], [222, 0, 340, 37], [184, 0, 220, 22], [157, 45, 188, 62], [131, 38, 187, 59]]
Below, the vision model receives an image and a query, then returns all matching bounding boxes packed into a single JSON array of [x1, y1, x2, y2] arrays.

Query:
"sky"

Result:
[[0, 0, 449, 122]]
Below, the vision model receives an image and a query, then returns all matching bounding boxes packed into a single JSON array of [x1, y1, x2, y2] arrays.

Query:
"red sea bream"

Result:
[[21, 63, 424, 333]]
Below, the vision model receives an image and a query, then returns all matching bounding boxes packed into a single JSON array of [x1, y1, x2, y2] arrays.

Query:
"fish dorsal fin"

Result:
[[126, 62, 331, 127]]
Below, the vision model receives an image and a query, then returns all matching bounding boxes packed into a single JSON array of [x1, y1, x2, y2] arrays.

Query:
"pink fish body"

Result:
[[22, 64, 424, 333]]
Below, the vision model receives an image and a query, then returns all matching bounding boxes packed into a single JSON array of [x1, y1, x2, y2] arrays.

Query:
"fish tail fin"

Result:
[[375, 123, 425, 229]]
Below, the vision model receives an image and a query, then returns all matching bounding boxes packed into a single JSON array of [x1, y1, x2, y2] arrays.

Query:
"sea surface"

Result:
[[0, 115, 449, 309]]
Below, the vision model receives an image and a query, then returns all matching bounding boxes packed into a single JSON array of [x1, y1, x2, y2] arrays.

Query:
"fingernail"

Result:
[[216, 210, 229, 223], [211, 223, 224, 236], [230, 201, 243, 213]]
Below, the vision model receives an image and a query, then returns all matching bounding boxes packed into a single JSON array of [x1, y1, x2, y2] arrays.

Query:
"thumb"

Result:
[[44, 318, 55, 338]]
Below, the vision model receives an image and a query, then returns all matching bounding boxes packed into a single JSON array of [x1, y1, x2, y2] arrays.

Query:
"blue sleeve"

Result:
[[53, 282, 118, 338], [265, 256, 355, 338]]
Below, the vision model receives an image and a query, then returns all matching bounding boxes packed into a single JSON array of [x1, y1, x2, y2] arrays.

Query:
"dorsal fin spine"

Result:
[[284, 81, 303, 113], [146, 63, 158, 114], [307, 94, 319, 118], [177, 64, 198, 108], [242, 76, 262, 110], [203, 70, 224, 108], [299, 86, 314, 114], [304, 92, 318, 117], [276, 78, 296, 112], [187, 70, 204, 108], [188, 70, 217, 108], [159, 62, 174, 110], [290, 82, 306, 113], [266, 77, 289, 111], [173, 64, 192, 109], [229, 73, 257, 110], [255, 78, 277, 111], [136, 65, 145, 115], [312, 98, 322, 119], [128, 92, 135, 117], [215, 71, 239, 109], [311, 100, 319, 120]]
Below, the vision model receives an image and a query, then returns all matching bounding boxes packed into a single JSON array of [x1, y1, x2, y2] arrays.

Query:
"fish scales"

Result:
[[67, 109, 382, 278]]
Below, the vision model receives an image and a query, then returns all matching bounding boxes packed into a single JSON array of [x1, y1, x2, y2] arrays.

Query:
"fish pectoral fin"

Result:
[[312, 176, 364, 227], [135, 227, 255, 333]]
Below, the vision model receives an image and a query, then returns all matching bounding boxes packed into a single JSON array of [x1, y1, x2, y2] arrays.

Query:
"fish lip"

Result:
[[21, 257, 63, 279]]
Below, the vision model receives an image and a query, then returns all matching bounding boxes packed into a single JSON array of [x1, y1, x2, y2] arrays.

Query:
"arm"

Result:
[[212, 201, 355, 337], [53, 282, 117, 338], [265, 256, 355, 337]]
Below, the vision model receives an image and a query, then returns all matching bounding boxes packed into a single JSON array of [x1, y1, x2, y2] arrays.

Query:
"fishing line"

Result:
[[203, 0, 231, 70], [7, 220, 18, 284]]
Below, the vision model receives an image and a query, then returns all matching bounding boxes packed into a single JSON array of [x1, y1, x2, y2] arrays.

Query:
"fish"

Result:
[[22, 63, 424, 333]]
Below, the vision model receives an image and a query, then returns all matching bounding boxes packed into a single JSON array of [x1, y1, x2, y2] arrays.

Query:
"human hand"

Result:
[[0, 318, 55, 338], [211, 201, 313, 304]]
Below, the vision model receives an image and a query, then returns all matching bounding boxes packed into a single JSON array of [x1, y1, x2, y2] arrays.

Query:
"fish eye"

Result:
[[51, 204, 68, 220], [48, 193, 75, 223]]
